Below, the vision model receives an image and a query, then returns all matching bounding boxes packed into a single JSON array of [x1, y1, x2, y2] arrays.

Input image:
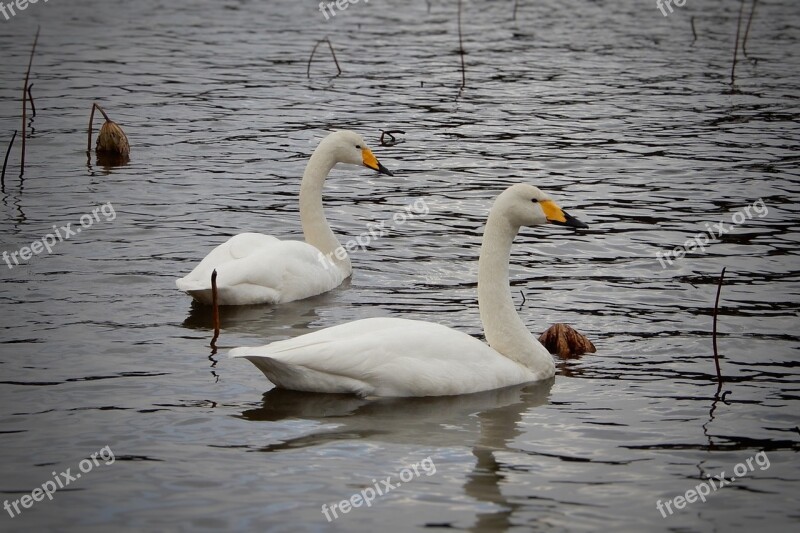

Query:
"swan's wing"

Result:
[[230, 318, 538, 397], [176, 233, 345, 305], [176, 233, 279, 286]]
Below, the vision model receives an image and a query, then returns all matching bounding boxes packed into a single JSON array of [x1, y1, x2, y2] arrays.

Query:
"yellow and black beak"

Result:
[[362, 148, 393, 176], [540, 200, 588, 229]]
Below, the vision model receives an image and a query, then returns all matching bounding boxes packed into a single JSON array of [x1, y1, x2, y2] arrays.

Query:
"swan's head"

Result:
[[321, 130, 393, 175], [495, 183, 588, 229]]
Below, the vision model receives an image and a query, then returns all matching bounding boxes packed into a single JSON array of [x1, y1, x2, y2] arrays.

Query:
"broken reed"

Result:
[[379, 130, 405, 146], [742, 0, 758, 58], [731, 0, 759, 85], [731, 0, 746, 86], [307, 37, 342, 78], [21, 26, 40, 176]]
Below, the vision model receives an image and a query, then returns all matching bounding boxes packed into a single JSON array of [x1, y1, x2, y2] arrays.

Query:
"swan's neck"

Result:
[[477, 213, 553, 373], [299, 146, 351, 273]]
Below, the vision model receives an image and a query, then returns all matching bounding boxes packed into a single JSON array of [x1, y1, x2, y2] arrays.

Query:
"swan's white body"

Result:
[[231, 184, 588, 397], [231, 318, 539, 397], [176, 131, 391, 306]]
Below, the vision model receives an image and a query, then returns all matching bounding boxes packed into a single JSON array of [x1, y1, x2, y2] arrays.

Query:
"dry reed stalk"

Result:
[[20, 26, 40, 175], [731, 0, 746, 87], [457, 0, 466, 89], [742, 0, 758, 58]]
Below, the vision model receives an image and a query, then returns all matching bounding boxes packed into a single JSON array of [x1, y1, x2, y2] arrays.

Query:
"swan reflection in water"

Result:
[[239, 378, 554, 531], [181, 279, 350, 339]]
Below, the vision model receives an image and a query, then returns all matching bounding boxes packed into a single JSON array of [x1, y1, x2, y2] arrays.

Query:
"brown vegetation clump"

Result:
[[538, 323, 596, 359]]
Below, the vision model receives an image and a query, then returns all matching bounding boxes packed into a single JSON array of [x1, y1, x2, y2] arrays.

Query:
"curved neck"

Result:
[[299, 145, 351, 273], [477, 212, 552, 373]]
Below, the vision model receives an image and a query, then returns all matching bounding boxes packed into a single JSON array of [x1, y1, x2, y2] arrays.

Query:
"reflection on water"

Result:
[[90, 152, 130, 172], [0, 0, 798, 531], [240, 380, 553, 447], [240, 381, 553, 531], [182, 282, 349, 339]]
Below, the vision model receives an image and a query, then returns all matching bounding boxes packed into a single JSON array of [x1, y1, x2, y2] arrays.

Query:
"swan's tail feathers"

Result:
[[229, 348, 374, 396], [175, 277, 208, 292], [176, 277, 214, 305]]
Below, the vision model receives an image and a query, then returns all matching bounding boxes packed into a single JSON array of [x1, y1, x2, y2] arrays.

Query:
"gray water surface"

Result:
[[0, 0, 798, 531]]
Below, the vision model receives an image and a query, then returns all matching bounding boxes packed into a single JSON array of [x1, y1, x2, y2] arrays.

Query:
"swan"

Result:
[[176, 130, 393, 306], [230, 184, 588, 397]]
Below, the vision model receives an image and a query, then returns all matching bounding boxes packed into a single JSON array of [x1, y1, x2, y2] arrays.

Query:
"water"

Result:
[[0, 0, 798, 531]]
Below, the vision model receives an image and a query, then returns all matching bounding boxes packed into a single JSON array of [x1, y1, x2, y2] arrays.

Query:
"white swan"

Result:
[[230, 184, 588, 397], [176, 130, 392, 306]]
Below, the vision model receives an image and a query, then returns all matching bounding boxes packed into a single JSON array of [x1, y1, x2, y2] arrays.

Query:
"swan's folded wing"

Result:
[[230, 318, 535, 397], [176, 233, 281, 291], [219, 240, 343, 301], [176, 234, 344, 304]]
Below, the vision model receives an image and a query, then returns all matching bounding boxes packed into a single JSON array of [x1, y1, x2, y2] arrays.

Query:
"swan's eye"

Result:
[[531, 199, 539, 203], [355, 145, 362, 149]]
